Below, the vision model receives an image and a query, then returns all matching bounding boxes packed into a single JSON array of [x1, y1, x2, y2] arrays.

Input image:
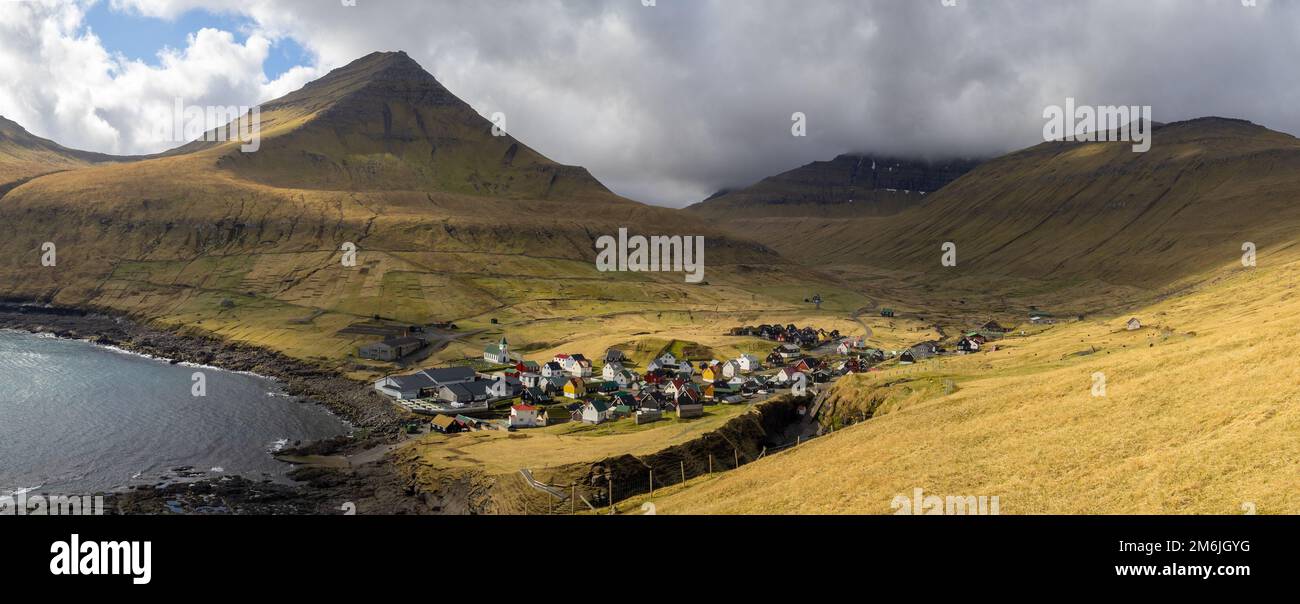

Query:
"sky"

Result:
[[1, 0, 1298, 207]]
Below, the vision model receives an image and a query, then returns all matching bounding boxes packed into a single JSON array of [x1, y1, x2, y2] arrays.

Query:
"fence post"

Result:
[[649, 469, 654, 498], [680, 460, 686, 484], [708, 454, 713, 475], [734, 448, 739, 468], [571, 484, 576, 515]]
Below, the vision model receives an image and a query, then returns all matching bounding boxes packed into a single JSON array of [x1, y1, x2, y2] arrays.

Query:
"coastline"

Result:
[[0, 302, 432, 514]]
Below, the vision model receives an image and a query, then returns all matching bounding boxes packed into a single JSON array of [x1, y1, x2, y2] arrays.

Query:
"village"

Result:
[[359, 310, 1052, 437]]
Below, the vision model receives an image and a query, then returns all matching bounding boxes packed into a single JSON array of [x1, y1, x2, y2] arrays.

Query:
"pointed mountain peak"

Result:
[[265, 50, 463, 115]]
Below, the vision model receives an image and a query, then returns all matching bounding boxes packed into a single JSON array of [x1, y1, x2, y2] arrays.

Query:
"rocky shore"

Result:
[[0, 302, 434, 514]]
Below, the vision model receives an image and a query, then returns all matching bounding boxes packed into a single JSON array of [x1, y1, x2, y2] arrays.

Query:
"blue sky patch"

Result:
[[84, 2, 311, 80]]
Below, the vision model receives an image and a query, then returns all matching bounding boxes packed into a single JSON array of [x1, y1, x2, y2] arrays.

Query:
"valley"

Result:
[[2, 50, 1298, 515]]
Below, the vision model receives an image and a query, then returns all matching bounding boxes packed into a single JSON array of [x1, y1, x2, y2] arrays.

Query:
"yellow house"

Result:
[[701, 363, 721, 382], [563, 377, 587, 399]]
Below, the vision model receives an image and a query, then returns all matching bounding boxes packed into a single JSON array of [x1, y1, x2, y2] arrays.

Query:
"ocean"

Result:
[[0, 330, 348, 496]]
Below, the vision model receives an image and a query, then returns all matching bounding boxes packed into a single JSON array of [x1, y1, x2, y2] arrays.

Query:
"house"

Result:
[[636, 391, 664, 411], [604, 348, 627, 364], [775, 343, 802, 359], [793, 357, 820, 373], [430, 415, 464, 434], [581, 400, 611, 424], [676, 363, 695, 379], [656, 351, 678, 366], [437, 381, 492, 404], [720, 360, 742, 379], [515, 360, 540, 374], [766, 351, 787, 367], [700, 363, 722, 383], [540, 405, 571, 426], [483, 337, 511, 364], [908, 341, 940, 359], [509, 404, 541, 428], [663, 378, 690, 398], [957, 337, 981, 353], [519, 372, 543, 388], [522, 386, 550, 405], [612, 369, 637, 389], [705, 382, 738, 401], [736, 354, 763, 372], [899, 351, 917, 365], [541, 361, 566, 378], [646, 359, 667, 373], [773, 367, 803, 385], [359, 336, 425, 362], [570, 356, 593, 377], [1126, 317, 1142, 331], [611, 405, 633, 419], [676, 389, 704, 418], [374, 366, 477, 400], [563, 377, 587, 399], [541, 375, 568, 395], [880, 308, 896, 318], [602, 361, 625, 381]]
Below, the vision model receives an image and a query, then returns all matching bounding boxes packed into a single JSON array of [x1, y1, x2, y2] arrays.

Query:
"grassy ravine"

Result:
[[645, 251, 1300, 514]]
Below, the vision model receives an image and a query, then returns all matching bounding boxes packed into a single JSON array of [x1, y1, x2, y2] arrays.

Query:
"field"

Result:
[[641, 248, 1300, 514]]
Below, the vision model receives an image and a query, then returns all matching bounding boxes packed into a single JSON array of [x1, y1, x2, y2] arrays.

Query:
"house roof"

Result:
[[586, 400, 610, 413], [431, 415, 460, 429], [512, 404, 539, 412], [421, 366, 477, 384]]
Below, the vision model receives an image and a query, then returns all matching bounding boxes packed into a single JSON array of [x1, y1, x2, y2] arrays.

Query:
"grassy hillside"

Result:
[[0, 115, 134, 186], [643, 247, 1300, 514], [703, 118, 1300, 289], [0, 52, 828, 375]]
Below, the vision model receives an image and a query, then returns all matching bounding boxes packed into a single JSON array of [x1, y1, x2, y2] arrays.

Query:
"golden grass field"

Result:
[[640, 247, 1300, 514]]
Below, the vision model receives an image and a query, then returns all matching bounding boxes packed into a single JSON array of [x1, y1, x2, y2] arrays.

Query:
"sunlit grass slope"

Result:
[[650, 248, 1300, 514]]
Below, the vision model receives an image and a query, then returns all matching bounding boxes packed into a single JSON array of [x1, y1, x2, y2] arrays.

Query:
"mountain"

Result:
[[0, 51, 805, 372], [0, 116, 132, 189], [687, 154, 980, 219], [173, 51, 612, 199], [697, 118, 1300, 288]]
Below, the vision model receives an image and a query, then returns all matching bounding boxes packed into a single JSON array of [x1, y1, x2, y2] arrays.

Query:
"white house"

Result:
[[519, 372, 542, 388], [613, 369, 637, 389], [541, 361, 566, 378], [773, 368, 803, 385], [736, 354, 763, 372], [602, 361, 625, 381], [483, 337, 511, 364], [657, 351, 677, 366], [1126, 317, 1142, 331], [721, 360, 742, 379], [581, 400, 611, 424], [509, 404, 541, 428]]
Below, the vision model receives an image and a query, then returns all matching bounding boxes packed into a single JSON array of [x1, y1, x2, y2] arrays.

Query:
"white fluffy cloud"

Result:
[[0, 0, 317, 155], [3, 0, 1300, 206]]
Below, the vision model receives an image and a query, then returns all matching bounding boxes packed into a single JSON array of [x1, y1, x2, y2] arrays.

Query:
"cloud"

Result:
[[3, 0, 1299, 206], [0, 0, 318, 155]]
